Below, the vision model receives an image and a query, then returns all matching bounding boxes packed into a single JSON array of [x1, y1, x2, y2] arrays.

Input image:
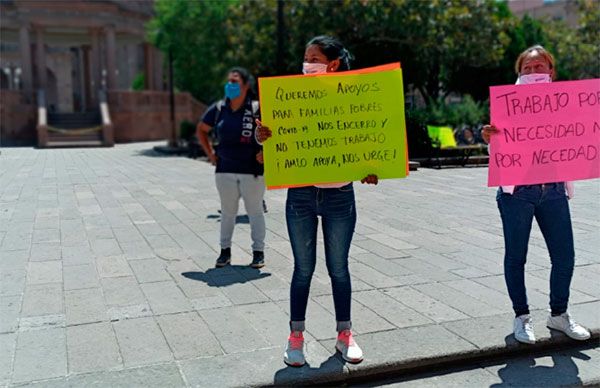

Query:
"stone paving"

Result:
[[0, 142, 599, 387]]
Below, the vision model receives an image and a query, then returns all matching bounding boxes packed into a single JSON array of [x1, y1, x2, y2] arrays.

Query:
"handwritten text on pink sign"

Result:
[[488, 79, 600, 187]]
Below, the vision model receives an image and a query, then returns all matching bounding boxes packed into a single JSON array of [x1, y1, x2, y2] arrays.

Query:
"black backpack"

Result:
[[210, 99, 260, 147]]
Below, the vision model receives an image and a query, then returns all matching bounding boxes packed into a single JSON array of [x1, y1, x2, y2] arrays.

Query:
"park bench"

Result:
[[426, 125, 487, 169]]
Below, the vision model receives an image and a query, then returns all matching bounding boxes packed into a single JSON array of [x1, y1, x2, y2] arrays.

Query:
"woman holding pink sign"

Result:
[[482, 45, 590, 345], [256, 36, 378, 367]]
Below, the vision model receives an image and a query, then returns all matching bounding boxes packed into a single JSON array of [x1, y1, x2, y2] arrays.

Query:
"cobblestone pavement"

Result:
[[1, 143, 598, 387]]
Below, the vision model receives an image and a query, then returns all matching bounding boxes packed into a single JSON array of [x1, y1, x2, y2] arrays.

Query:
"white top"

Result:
[[501, 182, 574, 198], [314, 182, 351, 189]]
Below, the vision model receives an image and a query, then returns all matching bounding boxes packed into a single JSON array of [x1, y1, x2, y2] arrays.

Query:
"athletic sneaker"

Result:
[[284, 331, 305, 367], [250, 251, 265, 268], [215, 248, 231, 267], [513, 314, 536, 344], [335, 329, 363, 363], [547, 312, 591, 340]]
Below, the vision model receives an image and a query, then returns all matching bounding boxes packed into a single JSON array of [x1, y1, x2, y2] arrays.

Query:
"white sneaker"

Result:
[[513, 314, 536, 344], [283, 331, 305, 367], [335, 329, 363, 363], [547, 312, 591, 340]]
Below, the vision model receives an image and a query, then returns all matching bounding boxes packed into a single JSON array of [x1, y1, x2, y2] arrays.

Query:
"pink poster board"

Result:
[[488, 79, 600, 187]]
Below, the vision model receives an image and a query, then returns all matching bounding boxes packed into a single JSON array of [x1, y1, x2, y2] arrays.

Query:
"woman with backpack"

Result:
[[256, 36, 378, 367], [197, 67, 266, 269]]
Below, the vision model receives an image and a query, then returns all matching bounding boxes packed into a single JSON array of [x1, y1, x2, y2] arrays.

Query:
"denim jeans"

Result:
[[497, 183, 574, 317], [286, 184, 356, 332]]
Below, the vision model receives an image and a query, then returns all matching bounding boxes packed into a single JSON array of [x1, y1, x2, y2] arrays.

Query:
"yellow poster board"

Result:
[[258, 63, 408, 189], [427, 125, 457, 148]]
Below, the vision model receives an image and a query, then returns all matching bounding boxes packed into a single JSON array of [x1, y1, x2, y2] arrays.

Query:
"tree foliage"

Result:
[[225, 0, 512, 102], [147, 0, 236, 103], [149, 0, 599, 108], [544, 0, 600, 81]]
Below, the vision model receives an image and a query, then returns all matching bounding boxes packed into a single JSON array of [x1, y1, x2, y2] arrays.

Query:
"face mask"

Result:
[[302, 62, 328, 74], [224, 82, 241, 99], [516, 73, 551, 85]]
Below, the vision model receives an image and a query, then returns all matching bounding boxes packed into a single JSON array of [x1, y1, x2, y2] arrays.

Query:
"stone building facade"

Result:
[[0, 0, 205, 147]]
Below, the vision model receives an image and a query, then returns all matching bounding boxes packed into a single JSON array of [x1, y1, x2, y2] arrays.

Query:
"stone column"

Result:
[[104, 25, 117, 90], [143, 43, 154, 90], [34, 26, 47, 89], [18, 25, 33, 99], [82, 45, 93, 110], [90, 28, 101, 103]]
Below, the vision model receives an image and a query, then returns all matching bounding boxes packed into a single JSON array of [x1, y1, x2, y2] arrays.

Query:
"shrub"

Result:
[[179, 120, 196, 141], [132, 73, 145, 91], [404, 96, 489, 157]]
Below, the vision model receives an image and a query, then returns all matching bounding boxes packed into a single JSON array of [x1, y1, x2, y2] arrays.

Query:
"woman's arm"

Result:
[[482, 124, 499, 144], [196, 122, 217, 165], [255, 119, 272, 143], [361, 174, 378, 185]]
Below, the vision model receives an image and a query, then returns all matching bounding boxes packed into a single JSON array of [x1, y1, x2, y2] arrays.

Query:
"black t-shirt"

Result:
[[201, 98, 263, 175]]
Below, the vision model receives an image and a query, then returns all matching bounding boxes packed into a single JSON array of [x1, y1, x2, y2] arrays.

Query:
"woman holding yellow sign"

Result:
[[257, 36, 378, 367]]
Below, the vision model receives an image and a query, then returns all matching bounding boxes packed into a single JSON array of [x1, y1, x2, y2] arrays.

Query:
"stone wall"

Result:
[[107, 90, 206, 143], [0, 90, 206, 146], [0, 90, 36, 146]]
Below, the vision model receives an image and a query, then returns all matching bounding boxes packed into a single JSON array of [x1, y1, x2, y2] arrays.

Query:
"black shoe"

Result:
[[215, 248, 231, 267], [262, 200, 268, 213], [250, 251, 265, 268]]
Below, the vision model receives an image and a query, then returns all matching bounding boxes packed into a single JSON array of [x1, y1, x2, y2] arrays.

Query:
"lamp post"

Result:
[[154, 28, 177, 149], [276, 0, 285, 74], [167, 45, 176, 147]]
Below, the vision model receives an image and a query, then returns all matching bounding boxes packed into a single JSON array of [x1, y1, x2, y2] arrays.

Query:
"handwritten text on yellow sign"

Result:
[[258, 63, 408, 189]]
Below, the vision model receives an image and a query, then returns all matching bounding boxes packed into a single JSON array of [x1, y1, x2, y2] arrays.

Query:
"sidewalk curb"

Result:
[[341, 330, 600, 386], [264, 329, 599, 387]]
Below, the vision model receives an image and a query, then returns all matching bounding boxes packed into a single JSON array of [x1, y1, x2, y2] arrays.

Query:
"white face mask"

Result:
[[302, 62, 328, 74], [516, 73, 552, 85]]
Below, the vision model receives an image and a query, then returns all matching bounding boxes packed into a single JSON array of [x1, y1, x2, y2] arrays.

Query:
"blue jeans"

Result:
[[286, 184, 356, 332], [497, 183, 574, 317]]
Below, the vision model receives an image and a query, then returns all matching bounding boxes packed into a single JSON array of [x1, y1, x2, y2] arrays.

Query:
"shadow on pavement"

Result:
[[182, 266, 271, 287], [491, 351, 587, 387], [133, 149, 175, 158], [490, 331, 588, 387], [354, 334, 596, 387], [206, 213, 250, 224], [273, 353, 346, 386]]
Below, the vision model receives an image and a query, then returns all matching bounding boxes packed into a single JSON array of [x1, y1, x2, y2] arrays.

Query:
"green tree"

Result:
[[544, 0, 600, 80], [225, 0, 512, 101], [148, 0, 236, 103], [446, 11, 547, 101], [149, 0, 595, 106]]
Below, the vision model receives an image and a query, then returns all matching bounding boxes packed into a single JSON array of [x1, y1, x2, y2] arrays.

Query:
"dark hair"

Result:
[[227, 66, 253, 86], [227, 66, 256, 98], [306, 35, 353, 71]]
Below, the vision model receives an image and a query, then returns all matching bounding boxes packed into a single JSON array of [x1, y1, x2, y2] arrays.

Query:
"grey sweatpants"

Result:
[[215, 173, 266, 251]]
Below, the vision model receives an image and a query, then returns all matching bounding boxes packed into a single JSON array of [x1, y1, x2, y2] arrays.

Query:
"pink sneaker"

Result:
[[335, 329, 363, 363], [284, 331, 305, 367]]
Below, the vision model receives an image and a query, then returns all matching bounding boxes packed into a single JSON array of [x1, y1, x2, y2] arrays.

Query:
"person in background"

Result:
[[482, 45, 590, 345], [197, 67, 266, 269], [256, 36, 378, 367]]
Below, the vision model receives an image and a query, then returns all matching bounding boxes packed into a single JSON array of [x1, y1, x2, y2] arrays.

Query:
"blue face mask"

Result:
[[224, 82, 241, 99]]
